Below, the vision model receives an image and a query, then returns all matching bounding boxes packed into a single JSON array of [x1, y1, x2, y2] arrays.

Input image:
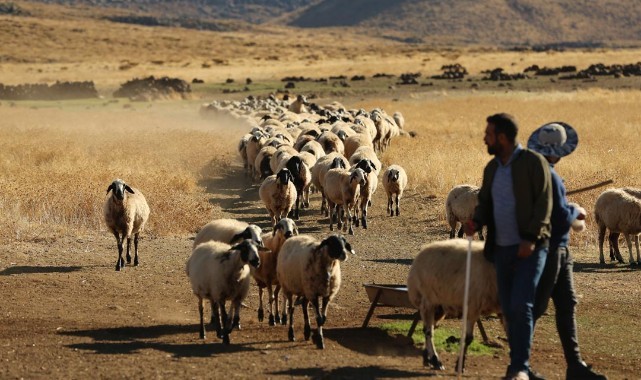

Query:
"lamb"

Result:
[[276, 234, 352, 349], [192, 218, 264, 249], [445, 185, 484, 240], [407, 239, 501, 371], [259, 168, 298, 226], [104, 179, 150, 271], [382, 165, 408, 216], [186, 240, 261, 344], [323, 167, 366, 235], [253, 218, 298, 326], [594, 188, 641, 265]]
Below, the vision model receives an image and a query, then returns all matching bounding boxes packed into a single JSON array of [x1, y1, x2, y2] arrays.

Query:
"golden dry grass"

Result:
[[0, 101, 250, 243]]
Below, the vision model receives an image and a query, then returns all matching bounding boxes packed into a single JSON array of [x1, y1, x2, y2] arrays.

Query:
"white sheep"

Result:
[[288, 95, 308, 114], [259, 168, 298, 226], [311, 152, 350, 216], [253, 218, 298, 326], [348, 146, 381, 175], [354, 115, 377, 141], [382, 165, 408, 216], [238, 133, 252, 171], [595, 188, 641, 265], [294, 134, 316, 151], [317, 131, 345, 155], [393, 111, 405, 130], [246, 131, 267, 180], [604, 188, 641, 262], [186, 239, 261, 344], [254, 145, 277, 180], [350, 159, 378, 229], [104, 179, 150, 271], [192, 218, 264, 250], [276, 234, 352, 349], [445, 185, 483, 240], [324, 168, 366, 235], [300, 140, 326, 160], [344, 132, 373, 160], [407, 239, 501, 371]]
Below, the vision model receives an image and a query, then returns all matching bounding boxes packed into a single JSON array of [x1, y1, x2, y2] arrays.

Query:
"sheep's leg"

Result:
[[328, 202, 335, 231], [133, 233, 140, 266], [198, 297, 206, 339], [478, 228, 485, 241], [287, 293, 295, 341], [301, 298, 312, 341], [635, 235, 641, 264], [598, 225, 607, 264], [457, 222, 465, 238], [125, 237, 132, 264], [346, 203, 354, 235], [231, 298, 242, 332], [257, 286, 264, 322], [419, 300, 443, 370], [211, 301, 222, 339], [303, 186, 310, 208], [310, 297, 325, 349], [321, 191, 328, 216], [387, 194, 393, 216], [274, 285, 283, 325], [267, 285, 275, 326], [395, 194, 401, 216], [113, 231, 124, 271], [337, 206, 344, 231], [608, 232, 618, 261], [361, 197, 368, 229], [625, 234, 634, 265], [220, 302, 230, 345]]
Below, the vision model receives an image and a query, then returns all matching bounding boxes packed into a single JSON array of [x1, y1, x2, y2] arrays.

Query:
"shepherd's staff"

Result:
[[566, 179, 614, 196], [457, 235, 473, 378]]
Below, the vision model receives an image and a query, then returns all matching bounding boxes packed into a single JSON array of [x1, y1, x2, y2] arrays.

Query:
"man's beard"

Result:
[[487, 144, 499, 155]]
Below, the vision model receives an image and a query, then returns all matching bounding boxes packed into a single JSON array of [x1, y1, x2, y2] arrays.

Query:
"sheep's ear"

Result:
[[388, 171, 394, 181], [124, 185, 135, 194], [230, 232, 244, 244], [106, 183, 115, 194], [369, 160, 377, 170], [272, 223, 283, 236]]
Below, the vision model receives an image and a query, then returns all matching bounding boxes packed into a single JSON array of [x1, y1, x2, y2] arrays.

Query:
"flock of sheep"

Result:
[[100, 93, 641, 369]]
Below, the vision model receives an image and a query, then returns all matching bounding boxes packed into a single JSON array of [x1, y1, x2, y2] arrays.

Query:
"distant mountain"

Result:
[[21, 0, 641, 47]]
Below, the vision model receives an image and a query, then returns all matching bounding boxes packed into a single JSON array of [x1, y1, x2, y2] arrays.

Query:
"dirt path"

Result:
[[0, 165, 637, 379]]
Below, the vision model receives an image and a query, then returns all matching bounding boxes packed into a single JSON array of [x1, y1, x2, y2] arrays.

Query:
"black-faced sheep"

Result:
[[382, 165, 408, 216], [104, 179, 150, 271], [186, 240, 260, 344], [276, 234, 352, 349], [259, 168, 297, 226], [324, 168, 366, 235], [192, 218, 263, 250], [311, 153, 350, 216]]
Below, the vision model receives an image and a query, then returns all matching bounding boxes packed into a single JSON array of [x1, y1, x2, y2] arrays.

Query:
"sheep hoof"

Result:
[[133, 258, 139, 266], [281, 313, 287, 325], [423, 351, 444, 370], [288, 327, 295, 342], [304, 324, 311, 340], [115, 265, 122, 271], [455, 358, 466, 373], [362, 218, 368, 229], [274, 314, 281, 324], [258, 309, 264, 322], [396, 209, 400, 216], [313, 333, 324, 349], [126, 254, 132, 264], [600, 259, 606, 265], [348, 227, 354, 235], [222, 334, 230, 345], [232, 317, 241, 331], [199, 331, 205, 340], [268, 314, 275, 326]]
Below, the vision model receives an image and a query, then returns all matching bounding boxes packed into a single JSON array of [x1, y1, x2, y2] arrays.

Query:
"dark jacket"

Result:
[[473, 147, 553, 259], [549, 165, 580, 250]]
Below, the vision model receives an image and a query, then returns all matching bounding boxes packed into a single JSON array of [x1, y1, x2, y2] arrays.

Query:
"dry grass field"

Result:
[[1, 5, 641, 378]]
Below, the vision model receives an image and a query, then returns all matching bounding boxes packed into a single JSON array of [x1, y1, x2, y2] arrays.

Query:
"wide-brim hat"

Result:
[[527, 121, 578, 158]]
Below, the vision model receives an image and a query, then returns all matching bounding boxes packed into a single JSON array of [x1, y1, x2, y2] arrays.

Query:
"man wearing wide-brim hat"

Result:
[[527, 122, 607, 380]]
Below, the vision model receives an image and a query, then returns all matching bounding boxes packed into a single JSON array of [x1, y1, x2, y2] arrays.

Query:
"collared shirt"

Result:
[[492, 144, 523, 246]]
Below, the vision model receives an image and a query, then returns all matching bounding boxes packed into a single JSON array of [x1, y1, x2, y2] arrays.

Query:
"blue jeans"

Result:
[[494, 243, 548, 374]]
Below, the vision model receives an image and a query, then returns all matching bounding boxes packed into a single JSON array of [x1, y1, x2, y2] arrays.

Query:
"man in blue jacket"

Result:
[[527, 122, 606, 380]]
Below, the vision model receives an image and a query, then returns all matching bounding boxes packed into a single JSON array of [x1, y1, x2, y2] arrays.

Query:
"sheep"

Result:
[[104, 179, 150, 271], [192, 218, 264, 249], [317, 131, 345, 155], [270, 145, 298, 174], [354, 115, 377, 141], [253, 218, 298, 326], [445, 185, 483, 240], [606, 188, 641, 262], [350, 159, 378, 229], [323, 168, 366, 235], [254, 145, 277, 180], [246, 131, 267, 180], [407, 239, 501, 371], [311, 153, 350, 216], [276, 234, 352, 349], [238, 133, 252, 171], [288, 94, 308, 114], [294, 134, 316, 151], [595, 188, 641, 265], [259, 168, 298, 226], [344, 132, 373, 160], [393, 111, 405, 130], [382, 165, 408, 216], [349, 146, 381, 175], [283, 155, 312, 219], [300, 140, 326, 160], [186, 239, 261, 344]]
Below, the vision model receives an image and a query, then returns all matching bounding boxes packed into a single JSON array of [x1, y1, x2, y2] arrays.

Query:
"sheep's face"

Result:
[[286, 156, 302, 176], [336, 130, 348, 142], [273, 218, 298, 239], [331, 157, 346, 170], [233, 240, 261, 268], [350, 168, 367, 187], [106, 179, 134, 201], [320, 235, 353, 262], [236, 225, 263, 247], [388, 169, 400, 183], [277, 169, 293, 185], [354, 159, 374, 174]]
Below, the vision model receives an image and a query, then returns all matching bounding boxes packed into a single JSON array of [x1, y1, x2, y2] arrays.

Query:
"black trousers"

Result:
[[533, 246, 582, 367]]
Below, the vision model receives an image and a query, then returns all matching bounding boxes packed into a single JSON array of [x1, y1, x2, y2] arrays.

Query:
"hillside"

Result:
[[11, 0, 641, 47]]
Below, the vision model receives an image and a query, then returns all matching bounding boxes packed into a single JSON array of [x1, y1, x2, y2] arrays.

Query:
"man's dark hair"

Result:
[[487, 113, 518, 143]]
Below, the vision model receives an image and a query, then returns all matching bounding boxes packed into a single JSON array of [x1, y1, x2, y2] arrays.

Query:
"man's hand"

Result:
[[517, 240, 535, 259], [463, 220, 477, 237]]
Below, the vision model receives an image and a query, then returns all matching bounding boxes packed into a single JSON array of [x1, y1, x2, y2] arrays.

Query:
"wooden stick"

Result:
[[566, 179, 614, 196]]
